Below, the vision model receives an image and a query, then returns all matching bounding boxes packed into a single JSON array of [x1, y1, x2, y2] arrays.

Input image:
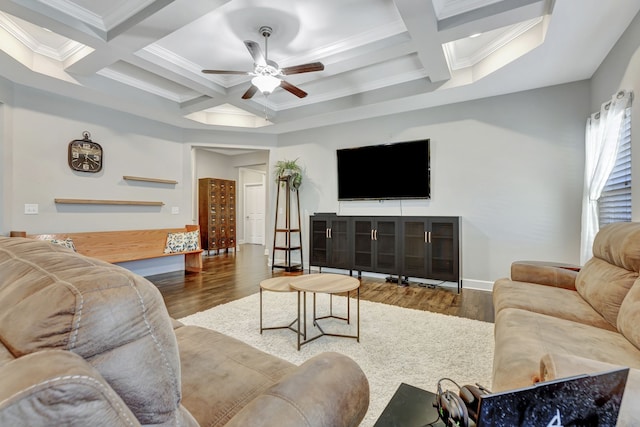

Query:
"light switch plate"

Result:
[[24, 204, 39, 214], [171, 206, 179, 214]]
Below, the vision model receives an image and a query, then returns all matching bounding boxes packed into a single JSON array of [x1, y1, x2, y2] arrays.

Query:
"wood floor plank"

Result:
[[148, 244, 494, 322]]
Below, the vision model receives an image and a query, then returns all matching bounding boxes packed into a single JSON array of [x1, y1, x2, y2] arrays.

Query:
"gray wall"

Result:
[[275, 82, 590, 288], [0, 85, 274, 236]]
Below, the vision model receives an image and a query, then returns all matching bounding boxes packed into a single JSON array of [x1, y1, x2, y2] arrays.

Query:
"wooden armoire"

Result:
[[198, 178, 236, 254]]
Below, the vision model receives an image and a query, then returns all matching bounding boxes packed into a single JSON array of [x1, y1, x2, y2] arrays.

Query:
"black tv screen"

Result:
[[337, 139, 430, 200]]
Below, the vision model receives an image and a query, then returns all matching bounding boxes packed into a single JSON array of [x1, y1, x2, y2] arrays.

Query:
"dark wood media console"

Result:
[[309, 214, 461, 291]]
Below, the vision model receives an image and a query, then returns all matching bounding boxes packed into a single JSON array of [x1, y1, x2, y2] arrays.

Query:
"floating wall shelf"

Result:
[[55, 198, 164, 206], [123, 176, 178, 184]]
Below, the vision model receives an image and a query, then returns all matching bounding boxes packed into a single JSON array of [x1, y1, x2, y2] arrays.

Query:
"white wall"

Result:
[[590, 11, 640, 220], [6, 86, 195, 234], [275, 82, 590, 288], [0, 85, 277, 275], [0, 86, 275, 236]]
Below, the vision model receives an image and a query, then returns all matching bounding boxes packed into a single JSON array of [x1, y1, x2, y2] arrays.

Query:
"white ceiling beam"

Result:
[[64, 0, 231, 76], [125, 54, 226, 98], [393, 0, 451, 83]]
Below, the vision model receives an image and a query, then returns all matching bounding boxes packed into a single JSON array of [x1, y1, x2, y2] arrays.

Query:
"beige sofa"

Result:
[[0, 237, 369, 426], [492, 222, 640, 426]]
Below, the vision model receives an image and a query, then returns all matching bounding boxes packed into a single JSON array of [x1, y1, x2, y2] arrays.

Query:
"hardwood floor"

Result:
[[149, 243, 495, 322]]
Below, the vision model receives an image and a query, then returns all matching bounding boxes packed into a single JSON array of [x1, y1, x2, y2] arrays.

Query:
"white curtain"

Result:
[[580, 90, 632, 264]]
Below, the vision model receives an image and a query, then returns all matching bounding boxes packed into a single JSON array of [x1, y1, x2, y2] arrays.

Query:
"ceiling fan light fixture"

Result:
[[252, 74, 281, 95]]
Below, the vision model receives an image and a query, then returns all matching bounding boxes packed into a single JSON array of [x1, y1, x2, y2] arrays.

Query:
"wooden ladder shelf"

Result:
[[272, 175, 303, 272]]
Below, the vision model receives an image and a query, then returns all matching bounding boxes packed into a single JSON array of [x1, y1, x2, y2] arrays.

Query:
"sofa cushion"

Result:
[[575, 257, 637, 328], [492, 308, 640, 392], [175, 325, 296, 427], [618, 278, 640, 350], [591, 222, 640, 272], [0, 350, 141, 426], [492, 278, 615, 331], [0, 237, 196, 426], [574, 223, 640, 328]]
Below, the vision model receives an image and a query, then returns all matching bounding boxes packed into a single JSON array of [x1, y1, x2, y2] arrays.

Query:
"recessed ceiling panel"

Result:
[[444, 16, 543, 70], [0, 11, 86, 61], [153, 0, 404, 78]]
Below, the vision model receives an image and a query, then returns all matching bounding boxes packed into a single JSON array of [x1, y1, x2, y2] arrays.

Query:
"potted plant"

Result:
[[274, 158, 303, 191]]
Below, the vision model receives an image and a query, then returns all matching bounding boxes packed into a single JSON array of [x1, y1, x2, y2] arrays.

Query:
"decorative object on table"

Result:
[[272, 160, 303, 272], [68, 131, 103, 173]]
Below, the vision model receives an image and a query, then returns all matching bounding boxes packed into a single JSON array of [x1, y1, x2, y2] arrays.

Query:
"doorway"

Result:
[[244, 183, 265, 245]]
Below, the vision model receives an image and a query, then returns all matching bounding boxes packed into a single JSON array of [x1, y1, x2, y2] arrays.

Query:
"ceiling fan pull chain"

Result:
[[264, 30, 268, 60]]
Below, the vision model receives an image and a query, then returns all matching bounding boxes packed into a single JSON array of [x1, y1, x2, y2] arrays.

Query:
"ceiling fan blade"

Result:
[[281, 62, 325, 75], [202, 69, 250, 74], [244, 40, 267, 67], [280, 80, 308, 98], [241, 85, 259, 99]]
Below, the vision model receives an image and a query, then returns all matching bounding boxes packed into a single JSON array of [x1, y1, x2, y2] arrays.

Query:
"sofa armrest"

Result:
[[0, 350, 141, 426], [540, 353, 639, 426], [225, 352, 369, 427], [511, 261, 578, 290]]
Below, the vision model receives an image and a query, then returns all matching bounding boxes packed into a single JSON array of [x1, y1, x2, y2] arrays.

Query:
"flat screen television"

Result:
[[337, 139, 430, 200]]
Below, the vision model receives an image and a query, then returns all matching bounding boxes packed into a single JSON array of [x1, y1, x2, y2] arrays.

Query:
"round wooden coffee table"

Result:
[[259, 276, 304, 338], [290, 273, 360, 350]]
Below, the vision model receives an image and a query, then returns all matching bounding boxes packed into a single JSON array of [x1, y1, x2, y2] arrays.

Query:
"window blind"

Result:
[[598, 107, 632, 226]]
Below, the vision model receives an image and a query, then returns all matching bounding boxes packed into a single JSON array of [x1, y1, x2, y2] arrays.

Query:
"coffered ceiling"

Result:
[[0, 0, 638, 134]]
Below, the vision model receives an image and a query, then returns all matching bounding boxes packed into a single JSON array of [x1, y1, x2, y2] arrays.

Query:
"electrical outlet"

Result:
[[171, 206, 179, 214], [24, 204, 39, 215]]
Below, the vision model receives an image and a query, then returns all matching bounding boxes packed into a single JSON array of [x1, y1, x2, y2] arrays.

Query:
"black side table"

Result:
[[374, 383, 445, 427]]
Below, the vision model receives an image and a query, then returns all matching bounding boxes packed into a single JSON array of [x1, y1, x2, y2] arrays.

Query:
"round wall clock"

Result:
[[68, 132, 103, 173]]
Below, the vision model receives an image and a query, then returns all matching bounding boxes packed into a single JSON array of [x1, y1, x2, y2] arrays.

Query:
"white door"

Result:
[[244, 183, 265, 244]]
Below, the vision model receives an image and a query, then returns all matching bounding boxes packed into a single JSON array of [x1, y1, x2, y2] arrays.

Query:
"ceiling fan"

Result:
[[202, 26, 324, 99]]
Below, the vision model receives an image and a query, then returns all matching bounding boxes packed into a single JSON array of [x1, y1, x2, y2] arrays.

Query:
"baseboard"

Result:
[[462, 279, 493, 292], [307, 267, 494, 292]]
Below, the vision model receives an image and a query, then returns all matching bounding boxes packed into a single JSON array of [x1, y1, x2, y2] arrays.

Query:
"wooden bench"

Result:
[[29, 225, 203, 272]]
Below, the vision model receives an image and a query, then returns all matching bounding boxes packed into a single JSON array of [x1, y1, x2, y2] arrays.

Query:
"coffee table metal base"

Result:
[[260, 290, 302, 335], [259, 278, 305, 339], [296, 287, 360, 351]]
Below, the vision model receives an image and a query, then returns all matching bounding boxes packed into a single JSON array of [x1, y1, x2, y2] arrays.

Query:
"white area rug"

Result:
[[179, 291, 494, 426]]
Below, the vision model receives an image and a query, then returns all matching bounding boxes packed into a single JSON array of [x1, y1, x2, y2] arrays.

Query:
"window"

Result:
[[598, 107, 632, 226]]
